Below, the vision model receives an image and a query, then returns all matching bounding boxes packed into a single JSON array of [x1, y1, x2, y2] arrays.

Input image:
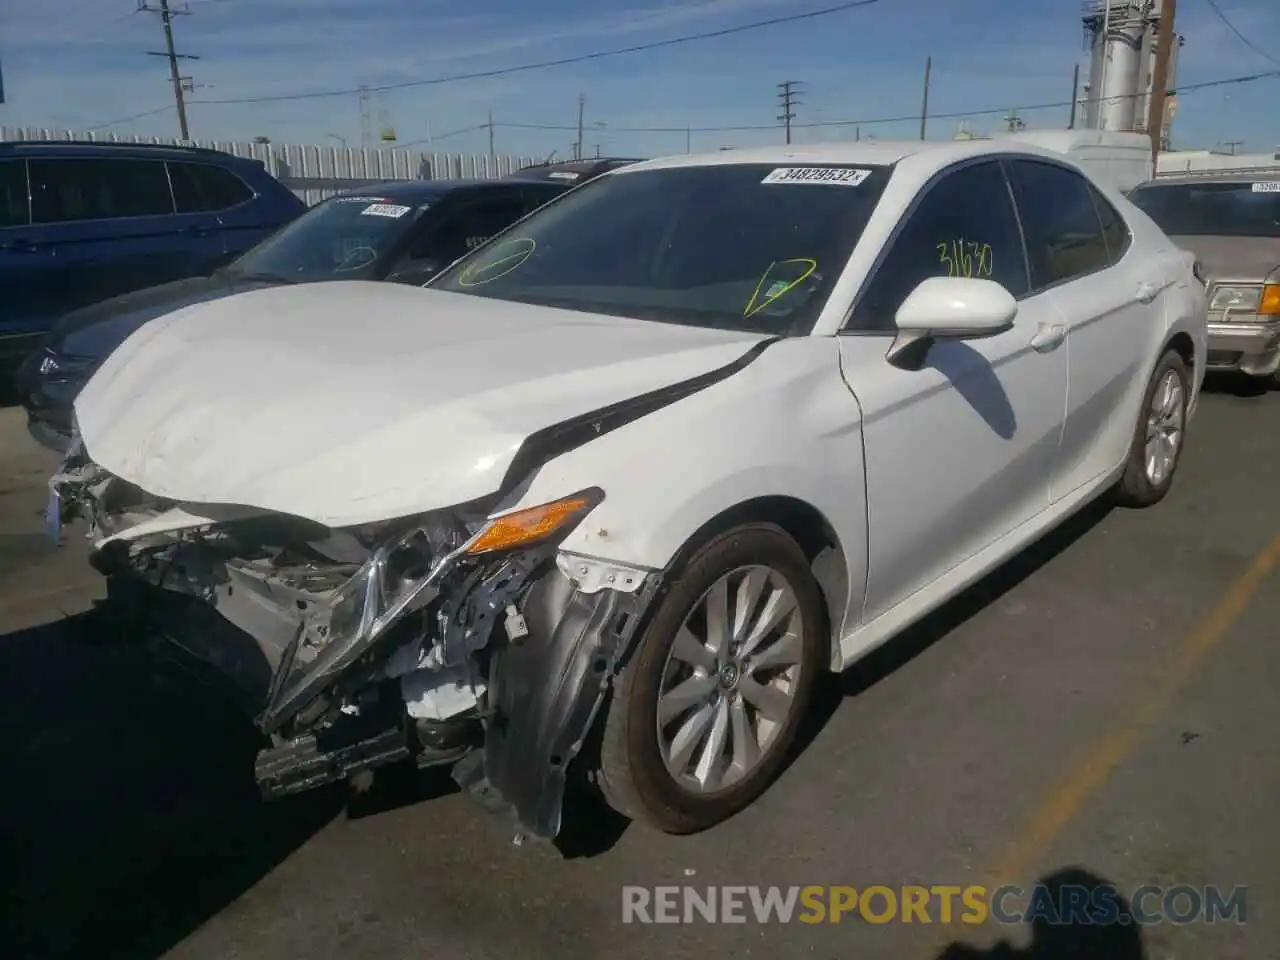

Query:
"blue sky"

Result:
[[1, 0, 1277, 158]]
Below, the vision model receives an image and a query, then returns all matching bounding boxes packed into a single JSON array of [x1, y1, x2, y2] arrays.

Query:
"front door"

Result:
[[837, 158, 1069, 628]]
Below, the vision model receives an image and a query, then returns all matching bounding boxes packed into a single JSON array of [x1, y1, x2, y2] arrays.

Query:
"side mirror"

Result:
[[886, 276, 1018, 369]]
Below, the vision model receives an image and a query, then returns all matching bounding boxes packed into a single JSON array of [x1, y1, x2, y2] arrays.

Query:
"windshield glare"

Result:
[[229, 195, 430, 281], [431, 163, 894, 334], [1130, 181, 1280, 238]]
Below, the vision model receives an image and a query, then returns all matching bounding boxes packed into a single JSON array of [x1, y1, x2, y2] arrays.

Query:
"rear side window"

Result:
[[0, 160, 28, 228], [28, 158, 174, 224], [852, 160, 1029, 330], [168, 161, 254, 213], [1090, 185, 1131, 263], [1006, 159, 1111, 290]]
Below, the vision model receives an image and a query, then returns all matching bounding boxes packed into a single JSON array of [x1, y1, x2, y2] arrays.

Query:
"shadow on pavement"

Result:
[[0, 608, 346, 960], [790, 497, 1114, 763], [935, 867, 1146, 959]]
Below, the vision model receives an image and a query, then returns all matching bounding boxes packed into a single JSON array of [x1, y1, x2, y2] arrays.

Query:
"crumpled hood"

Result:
[[1167, 235, 1280, 282], [75, 281, 768, 527]]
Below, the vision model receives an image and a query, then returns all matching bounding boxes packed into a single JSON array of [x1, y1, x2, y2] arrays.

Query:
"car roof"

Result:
[[0, 139, 261, 166], [508, 158, 644, 180], [332, 177, 562, 202], [629, 139, 1097, 175]]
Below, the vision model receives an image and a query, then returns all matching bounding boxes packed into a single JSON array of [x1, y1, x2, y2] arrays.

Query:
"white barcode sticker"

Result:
[[761, 167, 872, 186], [360, 203, 412, 218], [1251, 182, 1280, 193]]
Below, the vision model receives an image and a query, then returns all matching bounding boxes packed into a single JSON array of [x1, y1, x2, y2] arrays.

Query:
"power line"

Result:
[[495, 67, 1280, 135], [85, 103, 176, 130], [187, 0, 884, 107], [1202, 0, 1280, 68]]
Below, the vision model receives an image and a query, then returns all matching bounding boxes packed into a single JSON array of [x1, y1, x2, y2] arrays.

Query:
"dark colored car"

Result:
[[0, 140, 306, 367], [16, 176, 570, 451], [505, 157, 643, 186]]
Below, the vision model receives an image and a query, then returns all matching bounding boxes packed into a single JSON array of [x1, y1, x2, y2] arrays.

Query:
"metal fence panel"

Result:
[[1, 126, 537, 204]]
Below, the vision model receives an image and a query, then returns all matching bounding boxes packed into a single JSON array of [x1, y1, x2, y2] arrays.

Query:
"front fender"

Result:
[[503, 338, 870, 641]]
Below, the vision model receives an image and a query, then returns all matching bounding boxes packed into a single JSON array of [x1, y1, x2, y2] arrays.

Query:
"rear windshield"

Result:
[[1129, 180, 1280, 237], [431, 163, 893, 335], [226, 194, 431, 282]]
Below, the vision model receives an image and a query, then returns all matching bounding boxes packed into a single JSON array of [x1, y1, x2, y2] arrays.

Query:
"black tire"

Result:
[[594, 522, 826, 834], [1114, 349, 1189, 508]]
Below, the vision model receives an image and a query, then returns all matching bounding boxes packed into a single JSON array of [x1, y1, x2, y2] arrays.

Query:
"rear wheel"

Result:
[[595, 522, 826, 834], [1115, 349, 1189, 508]]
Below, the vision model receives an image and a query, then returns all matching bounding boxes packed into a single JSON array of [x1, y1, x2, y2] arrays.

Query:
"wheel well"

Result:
[[1166, 331, 1195, 373], [668, 496, 850, 666]]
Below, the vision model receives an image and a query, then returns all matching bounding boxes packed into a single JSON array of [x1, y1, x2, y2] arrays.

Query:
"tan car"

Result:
[[1129, 174, 1280, 384]]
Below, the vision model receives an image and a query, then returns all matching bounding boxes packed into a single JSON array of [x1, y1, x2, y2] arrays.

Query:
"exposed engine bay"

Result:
[[48, 435, 660, 843]]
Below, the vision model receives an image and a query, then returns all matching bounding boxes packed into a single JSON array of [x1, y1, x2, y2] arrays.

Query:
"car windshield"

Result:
[[1129, 180, 1280, 238], [226, 194, 432, 282], [431, 162, 894, 334]]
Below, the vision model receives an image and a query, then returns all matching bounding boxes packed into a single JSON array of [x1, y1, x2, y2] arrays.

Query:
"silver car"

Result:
[[1130, 174, 1280, 382]]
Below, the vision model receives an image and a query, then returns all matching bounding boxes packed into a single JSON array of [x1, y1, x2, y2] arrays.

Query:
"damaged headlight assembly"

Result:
[[262, 488, 607, 731]]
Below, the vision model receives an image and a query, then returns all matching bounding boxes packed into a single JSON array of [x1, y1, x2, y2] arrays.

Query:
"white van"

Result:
[[993, 130, 1154, 193]]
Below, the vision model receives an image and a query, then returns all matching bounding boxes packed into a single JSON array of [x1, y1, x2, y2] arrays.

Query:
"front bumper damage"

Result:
[[49, 438, 661, 843]]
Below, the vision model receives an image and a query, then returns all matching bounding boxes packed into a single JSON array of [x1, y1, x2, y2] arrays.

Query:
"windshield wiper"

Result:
[[235, 271, 299, 285]]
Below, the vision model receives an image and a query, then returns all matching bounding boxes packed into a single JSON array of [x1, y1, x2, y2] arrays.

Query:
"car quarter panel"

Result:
[[507, 337, 869, 664]]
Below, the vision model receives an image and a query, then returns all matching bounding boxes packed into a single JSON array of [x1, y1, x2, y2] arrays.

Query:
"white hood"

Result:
[[75, 281, 767, 527]]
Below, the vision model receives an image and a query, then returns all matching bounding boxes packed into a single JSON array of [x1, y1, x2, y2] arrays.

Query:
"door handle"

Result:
[[1135, 280, 1159, 303], [1030, 323, 1066, 353]]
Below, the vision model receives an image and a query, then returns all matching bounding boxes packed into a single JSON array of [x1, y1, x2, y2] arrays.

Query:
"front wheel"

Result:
[[594, 522, 826, 834], [1114, 349, 1189, 508]]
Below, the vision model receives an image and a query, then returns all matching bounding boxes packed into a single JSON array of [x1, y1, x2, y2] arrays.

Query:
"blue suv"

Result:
[[0, 140, 305, 367]]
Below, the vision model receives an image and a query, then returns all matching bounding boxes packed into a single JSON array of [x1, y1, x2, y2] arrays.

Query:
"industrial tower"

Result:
[[1079, 0, 1184, 141]]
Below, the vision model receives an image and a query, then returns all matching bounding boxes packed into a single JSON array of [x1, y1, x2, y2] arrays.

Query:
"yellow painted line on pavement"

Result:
[[929, 531, 1280, 951]]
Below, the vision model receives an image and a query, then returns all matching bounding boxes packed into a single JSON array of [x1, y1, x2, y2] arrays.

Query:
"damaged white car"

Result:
[[48, 140, 1206, 844]]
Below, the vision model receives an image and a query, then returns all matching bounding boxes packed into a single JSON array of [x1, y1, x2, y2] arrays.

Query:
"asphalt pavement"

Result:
[[0, 380, 1276, 960]]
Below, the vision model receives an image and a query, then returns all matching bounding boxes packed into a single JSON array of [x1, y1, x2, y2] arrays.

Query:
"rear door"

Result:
[[0, 158, 55, 348], [167, 158, 263, 267], [1005, 158, 1156, 501], [27, 156, 191, 314]]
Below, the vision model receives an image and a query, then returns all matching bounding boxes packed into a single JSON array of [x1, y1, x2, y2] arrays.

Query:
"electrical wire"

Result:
[[86, 103, 176, 130], [1202, 0, 1280, 68], [186, 0, 884, 106], [494, 67, 1280, 135]]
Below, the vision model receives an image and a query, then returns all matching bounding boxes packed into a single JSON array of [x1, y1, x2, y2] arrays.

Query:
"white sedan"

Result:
[[50, 139, 1207, 843]]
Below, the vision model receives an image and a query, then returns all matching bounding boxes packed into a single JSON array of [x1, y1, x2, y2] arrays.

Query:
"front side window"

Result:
[[225, 194, 432, 282], [431, 163, 894, 335], [851, 160, 1029, 331], [28, 158, 174, 224], [168, 161, 254, 213], [1006, 159, 1111, 290], [0, 160, 28, 228], [1128, 180, 1280, 238]]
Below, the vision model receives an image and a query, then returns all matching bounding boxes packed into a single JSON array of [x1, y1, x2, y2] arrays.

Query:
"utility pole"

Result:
[[140, 0, 197, 140], [1222, 139, 1243, 155], [487, 110, 495, 161], [1146, 0, 1176, 165], [777, 80, 801, 145], [919, 56, 931, 140], [685, 127, 691, 153], [359, 86, 373, 148], [1068, 63, 1080, 129], [574, 94, 585, 160]]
